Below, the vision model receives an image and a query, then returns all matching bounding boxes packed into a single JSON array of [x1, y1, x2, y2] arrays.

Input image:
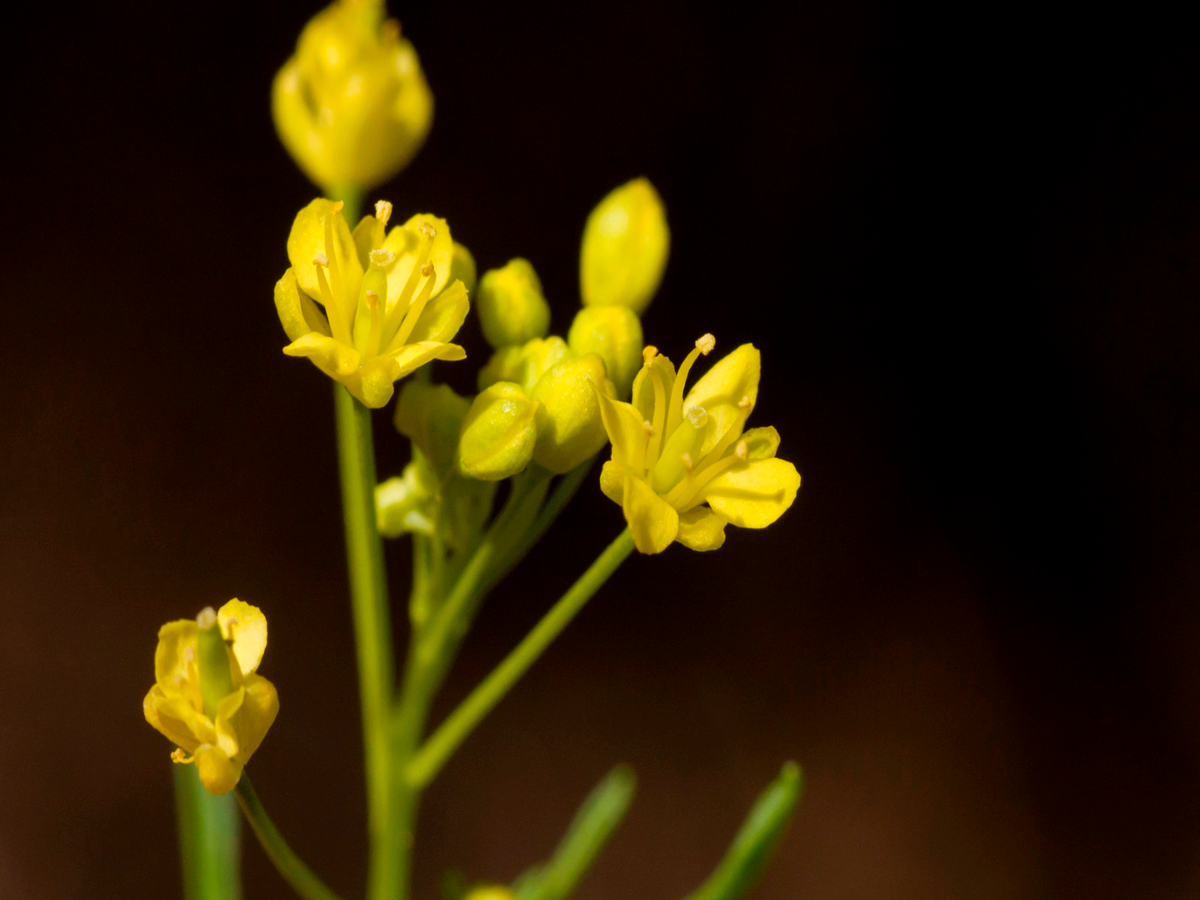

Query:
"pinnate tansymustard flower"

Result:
[[596, 335, 800, 554], [275, 198, 469, 407], [143, 599, 279, 795]]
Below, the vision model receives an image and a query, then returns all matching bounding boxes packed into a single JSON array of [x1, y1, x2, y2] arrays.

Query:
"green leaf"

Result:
[[682, 762, 803, 900], [512, 765, 637, 900]]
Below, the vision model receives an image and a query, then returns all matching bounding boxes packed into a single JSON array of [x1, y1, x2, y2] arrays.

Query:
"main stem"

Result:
[[334, 385, 397, 900]]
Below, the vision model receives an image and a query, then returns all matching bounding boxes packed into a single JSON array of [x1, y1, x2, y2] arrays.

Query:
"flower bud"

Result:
[[579, 178, 669, 315], [475, 258, 552, 349], [376, 460, 436, 538], [530, 354, 616, 473], [567, 305, 644, 400], [451, 242, 478, 294], [394, 382, 470, 479], [272, 0, 433, 193], [458, 382, 539, 481], [478, 336, 573, 394]]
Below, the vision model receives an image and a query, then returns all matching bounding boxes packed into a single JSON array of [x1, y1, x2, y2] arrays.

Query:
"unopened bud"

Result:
[[451, 242, 478, 294], [478, 336, 573, 394], [567, 305, 644, 400], [458, 382, 539, 481], [475, 258, 551, 349], [580, 177, 670, 314], [529, 354, 616, 473], [393, 381, 470, 478]]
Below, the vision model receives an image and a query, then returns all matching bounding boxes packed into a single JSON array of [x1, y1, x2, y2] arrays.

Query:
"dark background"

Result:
[[3, 2, 1198, 897]]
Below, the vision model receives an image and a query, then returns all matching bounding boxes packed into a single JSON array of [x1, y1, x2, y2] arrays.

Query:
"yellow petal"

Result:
[[622, 475, 678, 554], [229, 674, 280, 765], [381, 213, 454, 313], [675, 507, 729, 551], [218, 599, 267, 676], [154, 620, 200, 701], [703, 458, 800, 529], [275, 268, 332, 342], [595, 390, 647, 472], [389, 340, 467, 378], [213, 687, 246, 758], [194, 743, 243, 795], [147, 689, 215, 752], [352, 356, 403, 409], [599, 459, 627, 504], [740, 426, 780, 460], [283, 333, 362, 380], [684, 344, 761, 457], [631, 353, 675, 424], [286, 198, 364, 302], [405, 280, 469, 345]]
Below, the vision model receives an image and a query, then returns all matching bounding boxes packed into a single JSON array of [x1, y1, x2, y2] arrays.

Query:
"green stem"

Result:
[[333, 384, 397, 900], [175, 764, 242, 900], [406, 528, 635, 790], [235, 774, 344, 900]]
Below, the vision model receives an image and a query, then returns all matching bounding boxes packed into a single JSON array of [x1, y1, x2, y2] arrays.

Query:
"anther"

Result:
[[695, 333, 716, 354], [170, 749, 195, 765], [642, 346, 659, 365], [313, 253, 329, 267], [421, 261, 435, 277], [329, 201, 344, 215], [196, 607, 217, 629], [416, 220, 437, 237], [738, 395, 752, 409], [681, 452, 694, 472], [735, 441, 749, 460], [642, 420, 655, 435], [374, 200, 393, 227], [365, 290, 380, 310]]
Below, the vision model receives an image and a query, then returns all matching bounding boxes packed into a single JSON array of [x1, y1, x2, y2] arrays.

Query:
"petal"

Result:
[[703, 458, 801, 529], [675, 506, 729, 551], [274, 268, 331, 342], [740, 426, 780, 460], [352, 213, 386, 269], [405, 280, 469, 345], [595, 390, 647, 472], [148, 690, 215, 752], [631, 353, 676, 424], [287, 198, 364, 302], [684, 344, 761, 457], [194, 744, 243, 795], [283, 333, 361, 380], [228, 674, 279, 765], [389, 341, 467, 379], [354, 356, 403, 409], [621, 475, 678, 554], [381, 213, 454, 314], [599, 459, 626, 504], [218, 599, 267, 676], [154, 620, 200, 701], [213, 687, 246, 758]]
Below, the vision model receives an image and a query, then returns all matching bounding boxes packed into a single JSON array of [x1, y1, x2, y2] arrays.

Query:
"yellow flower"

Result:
[[275, 198, 469, 407], [272, 0, 433, 193], [143, 600, 279, 795], [596, 336, 801, 554]]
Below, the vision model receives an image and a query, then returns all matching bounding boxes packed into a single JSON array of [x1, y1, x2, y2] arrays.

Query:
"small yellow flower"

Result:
[[275, 198, 469, 407], [596, 336, 801, 554], [143, 599, 279, 795], [272, 0, 433, 193]]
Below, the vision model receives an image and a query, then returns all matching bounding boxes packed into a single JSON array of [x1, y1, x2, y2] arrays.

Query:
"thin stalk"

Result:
[[406, 528, 635, 789], [333, 384, 397, 900], [235, 774, 344, 900], [174, 764, 242, 900]]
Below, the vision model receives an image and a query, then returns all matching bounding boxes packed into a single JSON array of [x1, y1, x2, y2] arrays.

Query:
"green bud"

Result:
[[458, 382, 540, 481], [393, 382, 471, 479], [376, 460, 436, 538], [567, 305, 644, 400], [451, 242, 478, 294], [529, 354, 615, 473], [440, 475, 497, 553], [580, 177, 669, 315], [476, 258, 552, 349], [478, 336, 573, 395]]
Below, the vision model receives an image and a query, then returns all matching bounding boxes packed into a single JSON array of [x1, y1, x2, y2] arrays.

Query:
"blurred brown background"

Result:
[[3, 2, 1199, 898]]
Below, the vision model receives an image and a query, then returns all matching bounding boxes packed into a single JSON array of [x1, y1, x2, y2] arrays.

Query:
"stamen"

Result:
[[666, 334, 716, 438], [645, 361, 668, 470], [416, 220, 437, 237], [171, 749, 195, 765], [668, 440, 750, 511], [374, 200, 393, 227], [195, 607, 217, 629], [642, 346, 658, 365], [389, 263, 439, 351], [323, 203, 344, 300], [681, 452, 694, 472], [315, 263, 354, 346], [379, 226, 436, 346], [364, 290, 382, 357], [695, 395, 754, 473], [312, 253, 329, 267]]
